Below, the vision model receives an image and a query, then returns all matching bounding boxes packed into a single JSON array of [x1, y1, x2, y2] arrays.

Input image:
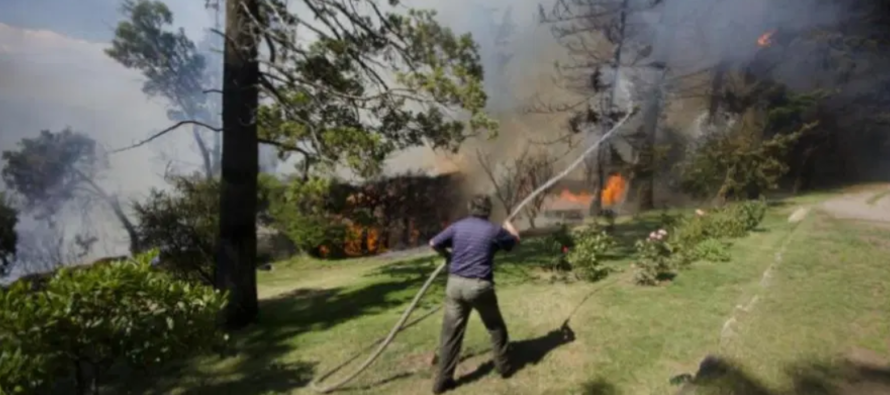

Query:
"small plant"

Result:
[[634, 229, 675, 285], [692, 238, 731, 262], [565, 225, 615, 281]]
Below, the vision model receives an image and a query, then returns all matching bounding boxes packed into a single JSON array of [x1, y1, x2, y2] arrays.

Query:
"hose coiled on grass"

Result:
[[309, 105, 637, 393]]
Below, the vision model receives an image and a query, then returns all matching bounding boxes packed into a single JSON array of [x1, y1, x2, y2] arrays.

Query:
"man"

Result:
[[428, 194, 521, 394]]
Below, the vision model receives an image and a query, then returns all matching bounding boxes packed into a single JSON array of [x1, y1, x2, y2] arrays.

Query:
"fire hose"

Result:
[[309, 104, 638, 393]]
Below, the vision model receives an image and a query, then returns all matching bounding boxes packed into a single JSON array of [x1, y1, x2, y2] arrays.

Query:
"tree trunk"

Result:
[[708, 61, 728, 122], [106, 197, 141, 255], [216, 0, 260, 329], [637, 4, 674, 212], [78, 172, 140, 255], [192, 125, 215, 180]]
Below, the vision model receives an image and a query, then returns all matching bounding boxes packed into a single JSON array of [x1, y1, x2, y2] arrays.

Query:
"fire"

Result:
[[601, 174, 627, 206], [757, 30, 775, 47], [560, 189, 593, 204], [555, 174, 627, 208], [344, 224, 385, 257]]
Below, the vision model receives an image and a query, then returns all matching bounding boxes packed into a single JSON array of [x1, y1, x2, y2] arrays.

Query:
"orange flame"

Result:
[[601, 174, 627, 206], [343, 225, 385, 257], [560, 189, 593, 204], [555, 174, 628, 208], [757, 30, 775, 47]]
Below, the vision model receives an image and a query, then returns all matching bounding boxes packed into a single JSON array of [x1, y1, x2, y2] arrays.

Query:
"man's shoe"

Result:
[[498, 365, 514, 379], [432, 378, 456, 394]]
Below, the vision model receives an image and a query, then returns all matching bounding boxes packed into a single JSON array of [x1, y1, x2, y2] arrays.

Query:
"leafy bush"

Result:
[[633, 229, 675, 285], [543, 225, 574, 273], [133, 175, 219, 284], [0, 251, 227, 395], [267, 176, 348, 256], [692, 238, 731, 263], [565, 225, 615, 281], [730, 198, 767, 231]]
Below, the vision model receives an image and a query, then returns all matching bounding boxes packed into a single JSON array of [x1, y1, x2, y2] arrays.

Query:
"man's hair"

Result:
[[468, 194, 493, 218]]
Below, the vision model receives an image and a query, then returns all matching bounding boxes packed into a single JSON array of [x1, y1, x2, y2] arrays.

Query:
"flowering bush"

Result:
[[633, 228, 676, 285]]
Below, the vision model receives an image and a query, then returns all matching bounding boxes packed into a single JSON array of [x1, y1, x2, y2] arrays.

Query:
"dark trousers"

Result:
[[434, 275, 510, 390]]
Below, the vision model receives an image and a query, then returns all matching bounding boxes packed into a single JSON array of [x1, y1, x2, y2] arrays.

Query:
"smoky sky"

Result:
[[0, 0, 877, 267]]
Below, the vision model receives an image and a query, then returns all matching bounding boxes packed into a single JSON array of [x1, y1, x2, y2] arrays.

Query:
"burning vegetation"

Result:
[[552, 173, 628, 210], [316, 172, 464, 258], [757, 30, 776, 47]]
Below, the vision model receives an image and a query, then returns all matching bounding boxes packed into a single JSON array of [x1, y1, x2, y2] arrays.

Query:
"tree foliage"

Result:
[[0, 192, 17, 276], [1, 130, 103, 217], [133, 175, 220, 285], [0, 251, 227, 395], [107, 0, 221, 179], [254, 1, 495, 178], [1, 129, 141, 254], [265, 176, 347, 255], [678, 85, 825, 201]]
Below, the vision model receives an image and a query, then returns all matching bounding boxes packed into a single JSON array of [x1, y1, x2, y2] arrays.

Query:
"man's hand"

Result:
[[502, 220, 520, 241], [430, 240, 452, 260]]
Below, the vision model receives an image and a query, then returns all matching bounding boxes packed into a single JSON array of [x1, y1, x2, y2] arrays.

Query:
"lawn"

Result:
[[117, 192, 890, 395]]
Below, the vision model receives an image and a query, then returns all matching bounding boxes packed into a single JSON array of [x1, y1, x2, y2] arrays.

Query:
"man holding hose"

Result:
[[428, 194, 521, 394]]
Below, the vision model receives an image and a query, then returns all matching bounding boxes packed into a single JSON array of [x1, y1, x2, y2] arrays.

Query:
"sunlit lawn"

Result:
[[116, 193, 890, 395]]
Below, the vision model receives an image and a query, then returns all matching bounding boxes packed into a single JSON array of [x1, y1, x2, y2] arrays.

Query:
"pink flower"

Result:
[[658, 229, 667, 236], [695, 209, 706, 216], [649, 231, 657, 239]]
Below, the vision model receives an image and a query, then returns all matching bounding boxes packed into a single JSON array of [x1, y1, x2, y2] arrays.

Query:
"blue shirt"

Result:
[[429, 216, 518, 282]]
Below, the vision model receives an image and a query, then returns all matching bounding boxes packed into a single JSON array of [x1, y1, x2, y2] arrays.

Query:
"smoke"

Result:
[[0, 1, 219, 274], [0, 0, 884, 276]]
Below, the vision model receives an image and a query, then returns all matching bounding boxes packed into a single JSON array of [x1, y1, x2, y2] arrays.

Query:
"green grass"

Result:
[[116, 195, 890, 395]]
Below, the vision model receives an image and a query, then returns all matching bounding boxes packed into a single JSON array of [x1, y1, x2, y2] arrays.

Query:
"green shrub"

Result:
[[633, 229, 675, 285], [732, 198, 768, 231], [565, 225, 615, 281], [543, 225, 575, 273], [667, 199, 767, 268], [706, 208, 749, 239], [267, 176, 348, 256], [692, 238, 732, 263], [705, 199, 768, 239], [134, 175, 219, 285], [0, 251, 227, 395]]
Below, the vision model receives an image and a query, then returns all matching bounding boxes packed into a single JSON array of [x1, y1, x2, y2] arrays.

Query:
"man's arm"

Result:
[[429, 225, 455, 258], [495, 220, 521, 252], [503, 220, 520, 241]]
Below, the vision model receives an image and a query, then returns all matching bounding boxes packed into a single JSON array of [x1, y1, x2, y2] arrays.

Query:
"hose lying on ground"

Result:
[[309, 104, 638, 393]]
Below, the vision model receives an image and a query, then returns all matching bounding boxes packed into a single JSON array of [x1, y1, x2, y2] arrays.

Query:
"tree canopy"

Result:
[[1, 129, 104, 218], [107, 0, 221, 179], [1, 129, 140, 254], [253, 1, 495, 178]]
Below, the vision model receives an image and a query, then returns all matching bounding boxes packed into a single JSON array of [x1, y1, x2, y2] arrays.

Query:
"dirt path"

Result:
[[820, 185, 890, 223]]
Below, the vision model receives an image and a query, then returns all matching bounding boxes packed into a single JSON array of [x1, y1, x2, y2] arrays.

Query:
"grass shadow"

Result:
[[454, 322, 577, 389], [672, 355, 890, 395], [581, 378, 622, 394]]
